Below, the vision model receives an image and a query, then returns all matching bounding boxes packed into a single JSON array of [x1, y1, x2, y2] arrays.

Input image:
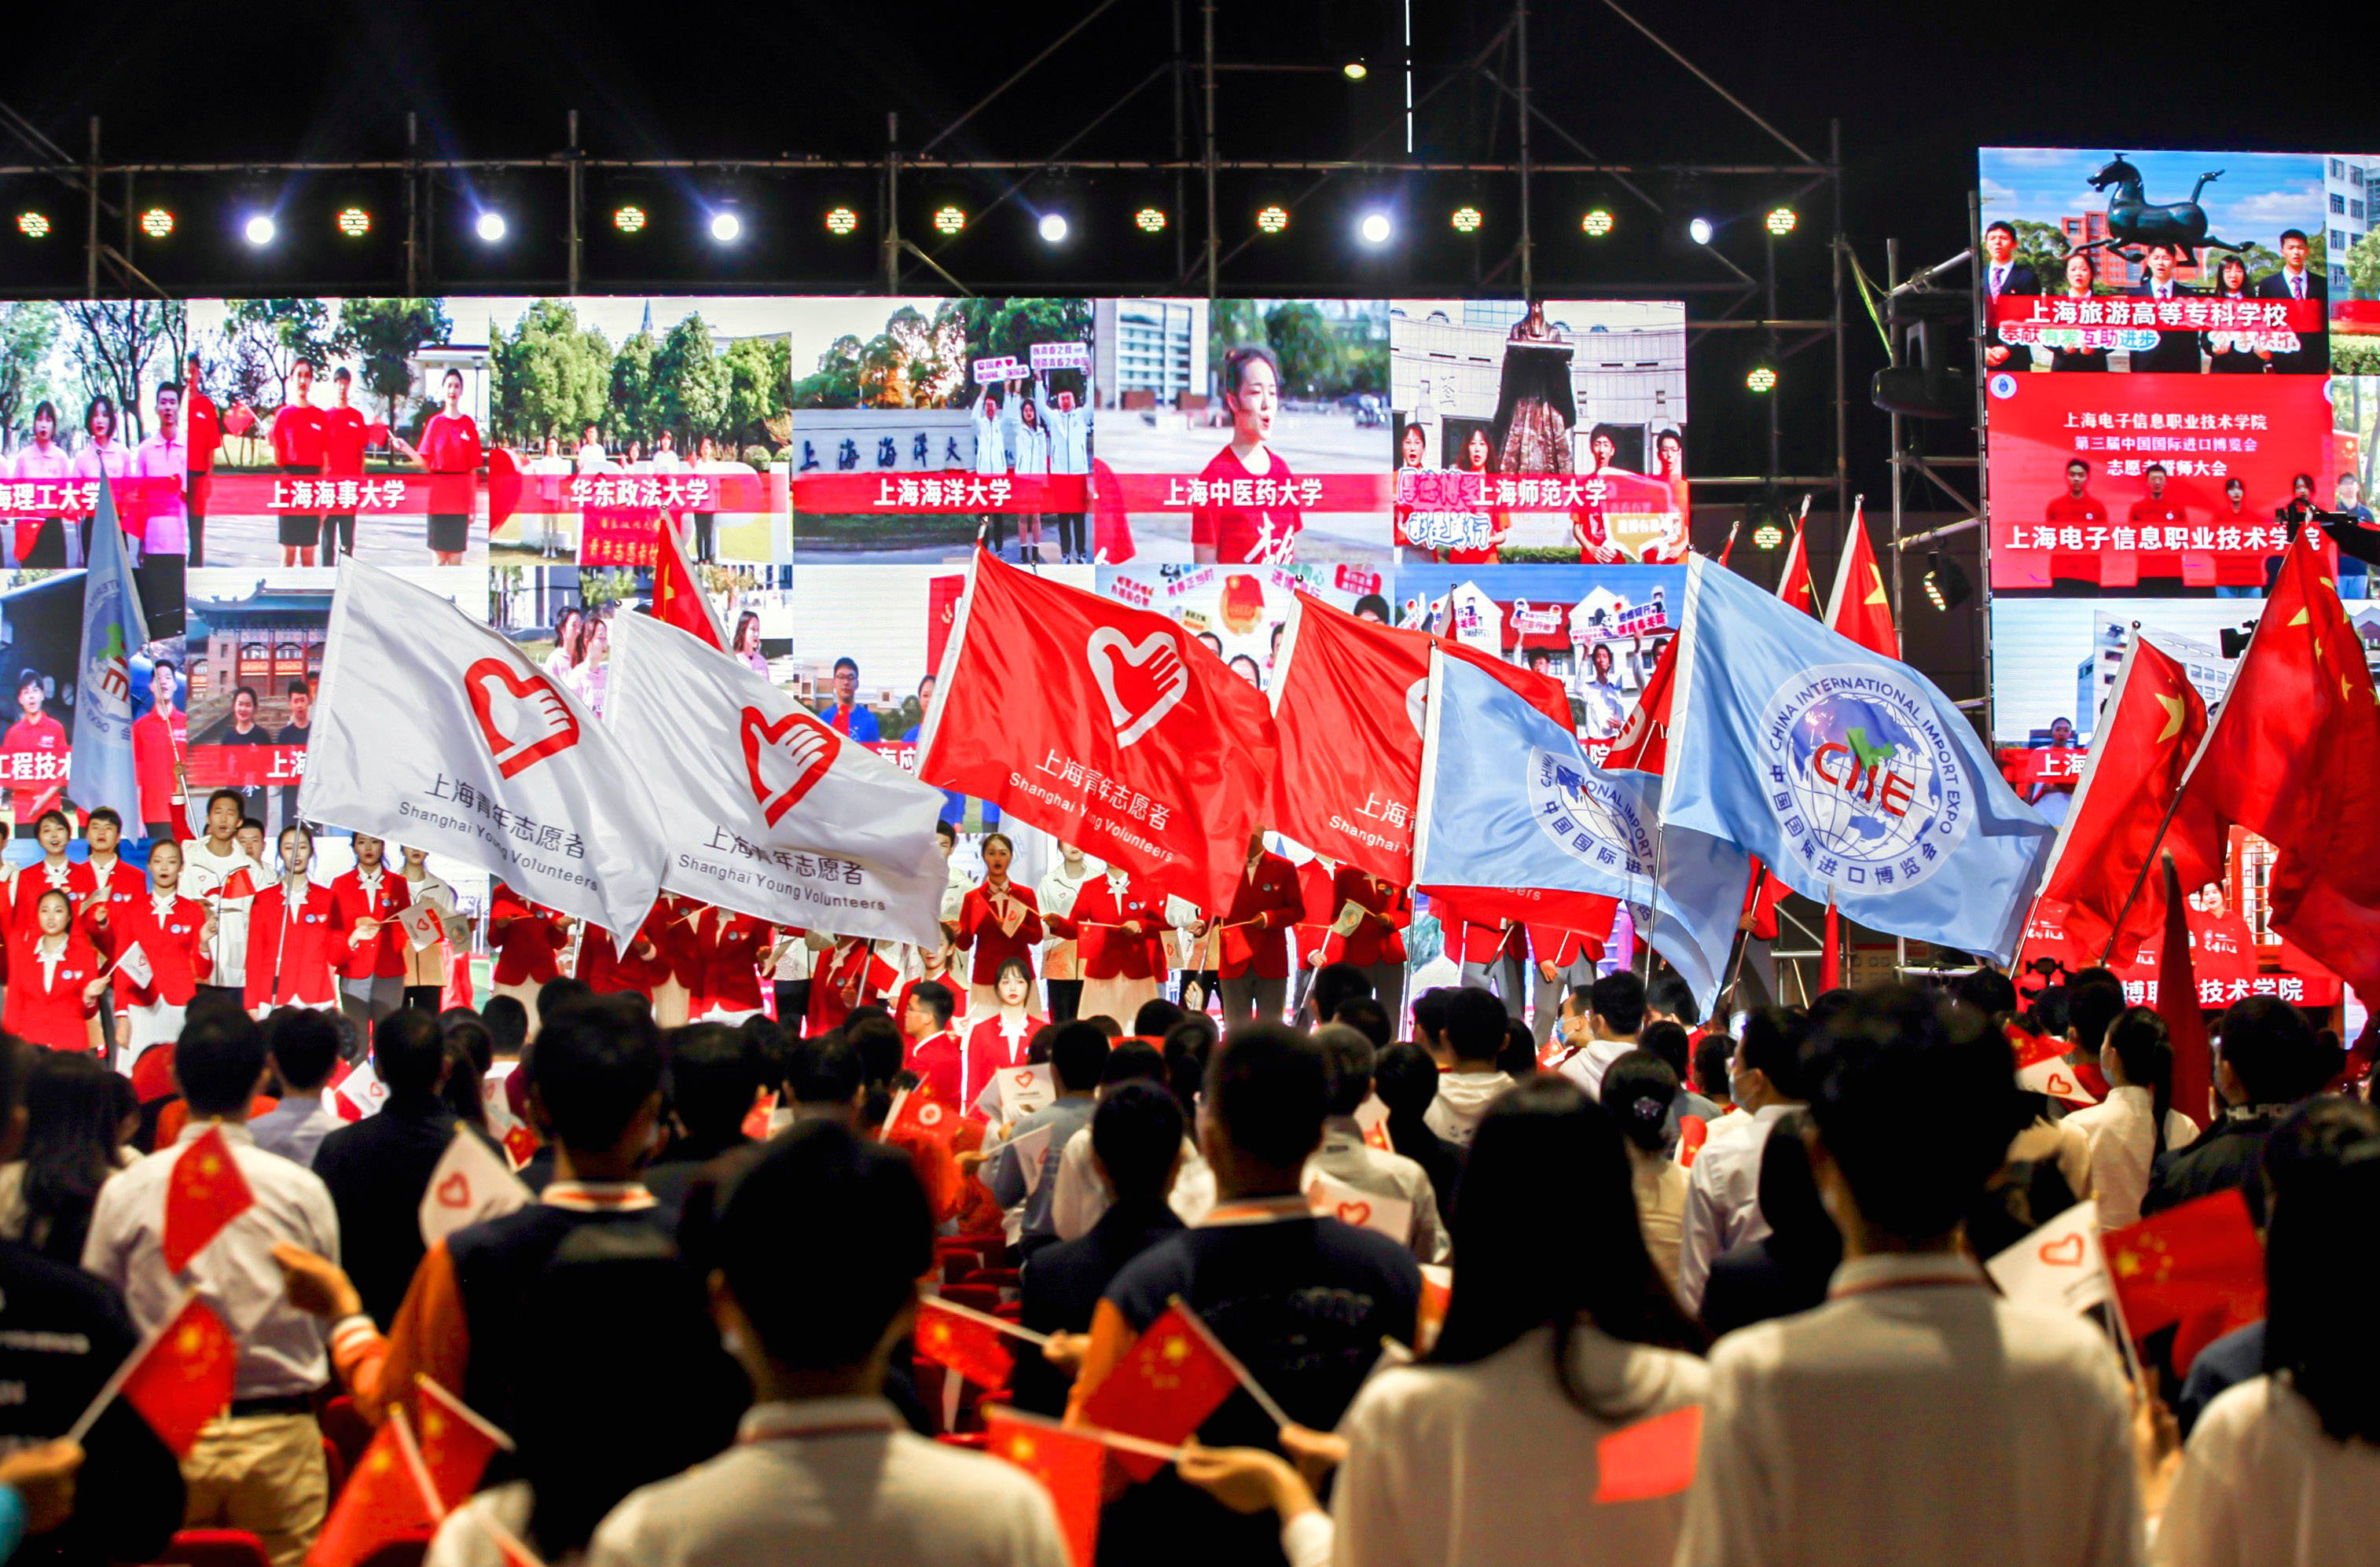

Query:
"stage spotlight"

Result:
[[709, 209, 744, 244], [934, 204, 967, 236], [1256, 204, 1290, 235], [1688, 216, 1715, 246], [1746, 366, 1777, 393], [336, 206, 372, 238], [1451, 204, 1482, 234], [1752, 522, 1784, 551], [614, 204, 648, 234], [1038, 211, 1070, 244], [1581, 207, 1614, 237], [140, 207, 174, 239], [243, 213, 276, 247], [825, 204, 859, 236], [1134, 205, 1167, 234], [1765, 206, 1798, 237], [16, 211, 49, 238], [1343, 60, 1368, 80], [474, 210, 507, 244], [1923, 549, 1972, 611], [1357, 211, 1393, 245]]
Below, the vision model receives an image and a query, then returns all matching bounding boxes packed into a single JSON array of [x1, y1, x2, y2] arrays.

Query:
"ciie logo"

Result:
[[1526, 749, 1654, 875], [1988, 371, 2018, 399], [1757, 664, 1970, 890]]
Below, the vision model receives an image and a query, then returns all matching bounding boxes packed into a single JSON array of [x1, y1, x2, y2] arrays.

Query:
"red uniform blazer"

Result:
[[245, 881, 338, 1010], [67, 858, 147, 954], [488, 884, 567, 987], [10, 862, 79, 939], [902, 1028, 969, 1106], [1329, 865, 1410, 969], [115, 892, 210, 1009], [1050, 876, 1166, 982], [696, 912, 774, 1014], [961, 1013, 1041, 1109], [957, 882, 1045, 982], [578, 917, 666, 997], [1218, 851, 1304, 980], [328, 868, 413, 980], [807, 939, 898, 1036], [3, 932, 104, 1051]]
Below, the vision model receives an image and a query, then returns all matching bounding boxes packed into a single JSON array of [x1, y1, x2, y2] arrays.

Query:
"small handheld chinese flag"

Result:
[[308, 1406, 444, 1567], [414, 1374, 512, 1508], [161, 1125, 255, 1272], [915, 1299, 1015, 1391], [883, 1081, 960, 1147], [986, 1411, 1104, 1567], [116, 1294, 237, 1455], [1077, 1301, 1241, 1480], [2103, 1187, 2265, 1374], [219, 865, 256, 901], [1592, 1406, 1703, 1503]]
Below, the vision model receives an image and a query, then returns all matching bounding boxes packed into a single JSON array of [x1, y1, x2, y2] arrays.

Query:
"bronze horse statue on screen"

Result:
[[2075, 155, 2249, 265]]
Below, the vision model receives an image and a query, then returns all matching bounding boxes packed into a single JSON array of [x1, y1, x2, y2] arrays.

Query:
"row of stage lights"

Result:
[[14, 197, 1800, 251]]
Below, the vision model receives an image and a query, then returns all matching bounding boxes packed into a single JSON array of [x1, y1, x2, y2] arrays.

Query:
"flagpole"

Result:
[[2095, 794, 2192, 966], [388, 1404, 450, 1524], [1170, 1295, 1293, 1430], [922, 1292, 1054, 1347], [64, 1283, 202, 1445]]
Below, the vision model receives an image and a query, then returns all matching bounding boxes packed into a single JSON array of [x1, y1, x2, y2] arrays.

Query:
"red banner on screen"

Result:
[[0, 747, 72, 787], [160, 474, 483, 514], [789, 472, 1391, 515], [1991, 294, 2321, 354], [1997, 746, 2087, 791], [1, 476, 182, 522], [862, 740, 920, 772], [185, 745, 308, 787], [1984, 373, 2337, 589]]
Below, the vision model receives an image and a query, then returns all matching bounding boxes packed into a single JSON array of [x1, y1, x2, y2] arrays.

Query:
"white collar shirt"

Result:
[[1556, 1034, 1638, 1100], [1047, 1124, 1212, 1242], [80, 1121, 340, 1399], [1307, 1117, 1449, 1263], [1675, 1100, 1800, 1313], [2156, 1374, 2380, 1567], [2061, 1085, 2199, 1230]]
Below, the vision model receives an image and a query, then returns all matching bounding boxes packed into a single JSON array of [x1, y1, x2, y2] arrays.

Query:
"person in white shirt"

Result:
[[1045, 1039, 1215, 1239], [179, 788, 272, 1011], [524, 435, 575, 558], [83, 1007, 340, 1567], [2151, 1097, 2380, 1567], [2062, 1006, 2198, 1229], [1420, 986, 1515, 1150], [1555, 970, 1645, 1100], [1676, 1007, 1809, 1314], [1308, 1025, 1448, 1263], [1176, 1074, 1710, 1567], [1674, 985, 2142, 1567], [1035, 372, 1092, 563], [586, 1120, 1070, 1567], [127, 381, 191, 559], [1038, 842, 1093, 1023]]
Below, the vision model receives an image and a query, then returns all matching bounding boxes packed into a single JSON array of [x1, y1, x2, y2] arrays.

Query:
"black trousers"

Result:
[[1045, 978, 1083, 1025]]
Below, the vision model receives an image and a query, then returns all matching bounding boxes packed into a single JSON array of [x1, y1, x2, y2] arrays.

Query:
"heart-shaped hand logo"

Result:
[[739, 707, 840, 827], [1016, 1070, 1036, 1088], [465, 658, 582, 779], [435, 1172, 472, 1209], [2037, 1233, 2085, 1267], [1335, 1200, 1373, 1228], [1086, 627, 1190, 747], [2046, 1073, 2074, 1097]]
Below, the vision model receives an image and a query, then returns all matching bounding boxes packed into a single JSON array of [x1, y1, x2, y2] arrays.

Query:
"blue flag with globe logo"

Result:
[[1662, 556, 2054, 963], [1413, 649, 1750, 1014], [66, 476, 149, 824]]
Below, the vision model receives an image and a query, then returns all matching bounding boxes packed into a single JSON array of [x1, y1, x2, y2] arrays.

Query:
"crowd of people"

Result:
[[0, 876, 2372, 1566]]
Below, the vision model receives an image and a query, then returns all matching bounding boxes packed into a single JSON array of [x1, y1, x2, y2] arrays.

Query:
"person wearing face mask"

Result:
[[244, 824, 336, 1017]]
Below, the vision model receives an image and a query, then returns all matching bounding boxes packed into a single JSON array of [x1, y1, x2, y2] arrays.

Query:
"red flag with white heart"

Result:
[[604, 611, 947, 949], [916, 548, 1277, 912], [417, 1125, 534, 1249]]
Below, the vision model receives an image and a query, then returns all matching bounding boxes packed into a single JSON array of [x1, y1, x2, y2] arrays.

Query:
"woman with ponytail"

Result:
[[2065, 1005, 2198, 1228]]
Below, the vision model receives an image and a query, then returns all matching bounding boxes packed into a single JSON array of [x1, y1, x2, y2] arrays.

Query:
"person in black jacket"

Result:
[[1374, 1040, 1460, 1228], [311, 1007, 461, 1327], [2253, 229, 2328, 372], [1013, 1081, 1187, 1415], [0, 1037, 185, 1565], [2143, 996, 2342, 1223], [2128, 242, 2204, 373], [642, 1023, 762, 1231], [1697, 1111, 1841, 1339], [1981, 221, 2040, 372]]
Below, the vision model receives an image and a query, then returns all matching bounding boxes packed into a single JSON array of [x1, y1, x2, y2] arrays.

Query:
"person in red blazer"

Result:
[[4, 888, 107, 1052], [807, 934, 898, 1037], [1047, 867, 1168, 1031], [1438, 893, 1526, 1019], [112, 839, 209, 1066], [10, 809, 79, 939], [956, 832, 1045, 1015], [694, 908, 775, 1019], [1214, 834, 1305, 1026], [183, 350, 222, 567], [960, 956, 1045, 1116], [1328, 861, 1411, 1021], [488, 879, 569, 1020], [245, 824, 336, 1014], [889, 940, 963, 1037], [899, 979, 967, 1103], [644, 894, 707, 1027], [68, 807, 146, 949], [1525, 919, 1607, 1045], [327, 831, 414, 1026]]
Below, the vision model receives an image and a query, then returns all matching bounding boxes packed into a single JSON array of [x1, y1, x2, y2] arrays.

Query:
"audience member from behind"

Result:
[[1695, 1113, 1842, 1339], [1071, 1024, 1420, 1567], [1047, 1040, 1214, 1240], [310, 1008, 461, 1329], [1422, 987, 1515, 1150], [1015, 1081, 1187, 1417], [439, 1010, 495, 1133], [585, 1122, 1070, 1567], [645, 1024, 763, 1225], [1676, 1007, 1809, 1314], [989, 1021, 1111, 1253], [1558, 971, 1647, 1099], [1598, 1049, 1688, 1291], [247, 1009, 343, 1168], [1373, 1041, 1459, 1228], [1309, 1024, 1448, 1262], [0, 1037, 184, 1565], [83, 1008, 340, 1567], [1332, 994, 1391, 1050], [1691, 1033, 1735, 1110], [1675, 985, 2142, 1566], [0, 1051, 135, 1263], [784, 1036, 865, 1129], [2144, 996, 2341, 1221], [2063, 1006, 2196, 1229]]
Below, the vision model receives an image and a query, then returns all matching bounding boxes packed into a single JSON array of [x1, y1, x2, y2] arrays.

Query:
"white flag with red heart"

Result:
[[418, 1125, 535, 1248], [1984, 1198, 2111, 1317], [1303, 1169, 1412, 1247], [299, 558, 666, 938], [604, 610, 946, 948], [993, 1063, 1056, 1124]]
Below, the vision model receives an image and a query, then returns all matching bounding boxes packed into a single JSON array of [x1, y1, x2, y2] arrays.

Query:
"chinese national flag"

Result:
[[1076, 1301, 1242, 1480], [1592, 1406, 1703, 1503], [986, 1412, 1104, 1567], [414, 1375, 509, 1508], [2175, 532, 2380, 1001], [916, 549, 1276, 912], [219, 866, 256, 901], [915, 1301, 1015, 1390], [161, 1125, 255, 1272], [2104, 1187, 2265, 1374], [652, 516, 728, 650], [2028, 636, 2217, 967], [118, 1294, 236, 1455], [883, 1081, 960, 1147], [308, 1407, 442, 1567], [1775, 524, 1815, 615], [1821, 502, 1897, 659], [2154, 855, 2216, 1132]]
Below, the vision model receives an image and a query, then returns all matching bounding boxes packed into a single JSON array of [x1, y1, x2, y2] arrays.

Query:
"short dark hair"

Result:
[[832, 656, 858, 676], [86, 806, 123, 833], [537, 976, 593, 1022], [1737, 1007, 1809, 1099], [1692, 1032, 1735, 1099], [715, 1122, 931, 1370], [1442, 986, 1509, 1066], [1102, 1039, 1166, 1089], [1645, 972, 1699, 1027], [1091, 1081, 1184, 1202], [1205, 1024, 1328, 1168], [1049, 1021, 1113, 1094], [1311, 963, 1372, 1026], [1315, 1023, 1378, 1117], [1804, 985, 2015, 1240], [175, 1007, 269, 1114], [1589, 971, 1646, 1036], [2260, 1096, 2380, 1441], [528, 996, 664, 1152], [206, 787, 244, 817], [481, 995, 529, 1055], [1640, 1020, 1691, 1081], [263, 1008, 342, 1093], [1332, 995, 1391, 1049], [1373, 1041, 1441, 1118], [1984, 220, 2016, 240], [1410, 986, 1455, 1048], [843, 1011, 906, 1087], [2066, 981, 2127, 1055], [2278, 228, 2309, 247], [667, 1023, 765, 1143], [1133, 998, 1188, 1040], [33, 809, 68, 836], [935, 820, 956, 846], [233, 684, 259, 706], [1600, 1049, 1679, 1154], [787, 1036, 864, 1105], [2218, 997, 2336, 1106], [373, 1007, 448, 1098], [909, 979, 955, 1030], [287, 679, 310, 698]]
